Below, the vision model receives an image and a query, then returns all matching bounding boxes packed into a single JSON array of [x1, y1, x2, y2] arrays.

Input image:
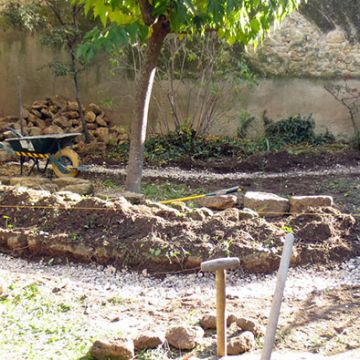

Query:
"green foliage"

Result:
[[1, 0, 46, 32], [2, 215, 14, 229], [265, 114, 335, 148], [237, 112, 256, 138], [143, 130, 247, 163], [350, 129, 360, 150], [75, 0, 302, 61]]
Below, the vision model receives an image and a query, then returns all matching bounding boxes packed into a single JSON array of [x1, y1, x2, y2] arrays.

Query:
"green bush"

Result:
[[265, 114, 335, 147]]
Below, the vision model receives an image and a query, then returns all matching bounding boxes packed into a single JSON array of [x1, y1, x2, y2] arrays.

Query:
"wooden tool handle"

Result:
[[216, 269, 226, 357]]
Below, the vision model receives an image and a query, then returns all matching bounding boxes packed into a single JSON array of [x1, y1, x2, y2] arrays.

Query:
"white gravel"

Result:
[[1, 254, 359, 359], [86, 164, 360, 182], [1, 254, 359, 302]]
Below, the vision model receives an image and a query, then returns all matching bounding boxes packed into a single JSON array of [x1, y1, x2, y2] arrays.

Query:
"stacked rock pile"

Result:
[[0, 96, 128, 146]]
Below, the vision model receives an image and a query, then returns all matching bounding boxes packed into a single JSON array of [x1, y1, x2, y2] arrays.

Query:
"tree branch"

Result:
[[139, 0, 155, 26]]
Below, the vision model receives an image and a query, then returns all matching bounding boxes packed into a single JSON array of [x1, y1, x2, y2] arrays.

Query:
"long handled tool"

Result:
[[160, 186, 241, 205], [261, 233, 294, 360], [201, 257, 240, 357]]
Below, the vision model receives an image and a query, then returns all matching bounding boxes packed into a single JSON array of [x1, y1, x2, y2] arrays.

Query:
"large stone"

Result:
[[326, 30, 346, 44], [43, 125, 64, 135], [66, 101, 80, 112], [227, 331, 255, 355], [96, 116, 108, 127], [85, 111, 96, 123], [95, 127, 110, 142], [35, 118, 46, 129], [120, 191, 145, 204], [200, 314, 239, 330], [154, 203, 181, 220], [88, 103, 102, 115], [238, 208, 259, 220], [200, 314, 217, 329], [244, 191, 289, 217], [62, 182, 94, 196], [290, 195, 334, 214], [91, 337, 134, 360], [133, 331, 164, 350], [165, 325, 204, 350], [31, 109, 42, 118], [28, 127, 42, 136], [41, 108, 54, 119], [53, 116, 71, 128], [32, 100, 47, 110], [62, 111, 79, 119], [197, 195, 237, 210], [236, 317, 264, 337]]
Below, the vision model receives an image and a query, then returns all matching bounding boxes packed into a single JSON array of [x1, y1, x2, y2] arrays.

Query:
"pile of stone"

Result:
[[0, 96, 128, 146], [91, 314, 262, 359]]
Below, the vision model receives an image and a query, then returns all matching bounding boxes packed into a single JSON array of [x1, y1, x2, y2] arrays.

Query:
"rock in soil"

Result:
[[165, 325, 204, 350], [244, 191, 290, 217], [197, 194, 237, 210], [290, 195, 334, 214], [91, 337, 134, 360], [133, 331, 164, 350], [227, 331, 255, 355]]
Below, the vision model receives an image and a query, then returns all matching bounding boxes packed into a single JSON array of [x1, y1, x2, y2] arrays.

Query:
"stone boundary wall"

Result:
[[246, 12, 360, 78], [1, 20, 360, 138]]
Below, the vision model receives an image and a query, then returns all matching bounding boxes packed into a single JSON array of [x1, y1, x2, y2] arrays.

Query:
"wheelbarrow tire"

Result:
[[53, 148, 80, 178]]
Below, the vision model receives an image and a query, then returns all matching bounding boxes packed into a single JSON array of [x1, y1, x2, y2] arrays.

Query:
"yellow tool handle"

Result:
[[159, 194, 205, 205]]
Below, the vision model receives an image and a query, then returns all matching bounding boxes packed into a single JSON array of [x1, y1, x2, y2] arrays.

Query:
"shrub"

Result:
[[265, 114, 335, 147]]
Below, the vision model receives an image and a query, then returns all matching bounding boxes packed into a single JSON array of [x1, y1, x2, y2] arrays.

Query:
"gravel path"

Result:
[[1, 254, 359, 305], [86, 164, 360, 182], [1, 254, 359, 359]]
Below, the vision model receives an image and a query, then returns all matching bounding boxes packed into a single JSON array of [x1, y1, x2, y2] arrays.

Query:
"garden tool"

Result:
[[160, 185, 241, 205], [201, 257, 240, 357]]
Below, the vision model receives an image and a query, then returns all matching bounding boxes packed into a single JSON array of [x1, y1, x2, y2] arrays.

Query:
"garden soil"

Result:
[[0, 149, 360, 359]]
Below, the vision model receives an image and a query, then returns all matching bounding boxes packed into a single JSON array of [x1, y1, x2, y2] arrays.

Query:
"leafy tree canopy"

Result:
[[74, 0, 302, 61]]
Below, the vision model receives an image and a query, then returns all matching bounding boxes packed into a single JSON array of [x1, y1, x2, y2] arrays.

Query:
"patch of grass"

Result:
[[137, 347, 174, 360], [319, 177, 360, 212], [102, 178, 123, 190], [142, 182, 206, 202], [107, 295, 127, 305], [0, 281, 119, 360]]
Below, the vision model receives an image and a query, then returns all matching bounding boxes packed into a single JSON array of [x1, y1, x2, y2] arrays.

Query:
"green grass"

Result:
[[141, 182, 206, 202], [318, 177, 360, 212], [0, 282, 121, 360]]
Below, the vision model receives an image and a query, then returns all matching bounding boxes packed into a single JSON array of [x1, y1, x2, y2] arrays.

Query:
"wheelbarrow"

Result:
[[4, 130, 82, 177]]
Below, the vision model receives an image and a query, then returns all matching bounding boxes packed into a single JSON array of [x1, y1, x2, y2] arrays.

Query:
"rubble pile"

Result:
[[0, 96, 128, 146]]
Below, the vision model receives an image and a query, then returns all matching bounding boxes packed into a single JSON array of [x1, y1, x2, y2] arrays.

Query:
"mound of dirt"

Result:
[[0, 185, 357, 273]]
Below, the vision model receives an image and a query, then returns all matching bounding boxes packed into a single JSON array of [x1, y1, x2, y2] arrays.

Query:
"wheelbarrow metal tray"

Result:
[[6, 133, 81, 154]]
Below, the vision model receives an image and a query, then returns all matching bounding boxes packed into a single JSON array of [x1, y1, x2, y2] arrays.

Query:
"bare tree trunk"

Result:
[[69, 43, 90, 143], [125, 18, 169, 192]]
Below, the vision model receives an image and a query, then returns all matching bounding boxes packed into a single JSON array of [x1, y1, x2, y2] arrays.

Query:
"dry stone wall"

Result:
[[247, 12, 360, 78]]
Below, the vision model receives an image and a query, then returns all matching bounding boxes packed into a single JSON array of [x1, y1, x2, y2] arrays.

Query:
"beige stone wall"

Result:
[[247, 12, 360, 78]]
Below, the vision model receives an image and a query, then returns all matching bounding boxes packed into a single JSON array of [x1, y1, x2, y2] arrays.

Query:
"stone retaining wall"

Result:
[[247, 12, 360, 78]]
